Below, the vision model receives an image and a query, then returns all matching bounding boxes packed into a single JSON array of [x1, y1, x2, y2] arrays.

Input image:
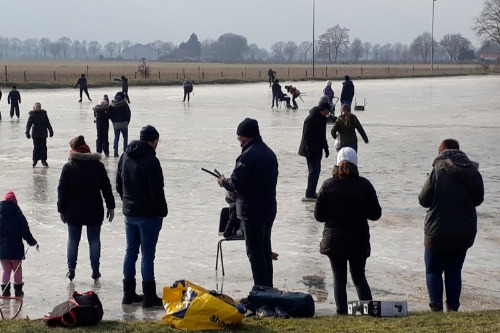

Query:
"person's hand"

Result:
[[217, 175, 225, 187], [35, 244, 40, 252], [324, 148, 330, 158], [49, 132, 54, 137], [106, 209, 114, 222], [26, 133, 31, 139], [60, 213, 66, 223]]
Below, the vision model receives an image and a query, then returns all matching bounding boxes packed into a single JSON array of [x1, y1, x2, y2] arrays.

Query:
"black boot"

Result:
[[142, 281, 163, 307], [14, 283, 24, 297], [122, 279, 144, 304], [1, 283, 11, 297]]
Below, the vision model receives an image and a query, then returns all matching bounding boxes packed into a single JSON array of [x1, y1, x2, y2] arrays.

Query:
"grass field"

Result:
[[0, 60, 490, 89]]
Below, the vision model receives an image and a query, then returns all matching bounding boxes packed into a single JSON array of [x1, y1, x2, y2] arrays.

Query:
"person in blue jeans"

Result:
[[107, 91, 131, 157], [314, 148, 381, 315], [418, 139, 484, 312], [116, 125, 168, 307], [57, 135, 115, 282]]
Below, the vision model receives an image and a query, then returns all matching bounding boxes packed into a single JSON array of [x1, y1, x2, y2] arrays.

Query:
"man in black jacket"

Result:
[[217, 118, 279, 288], [298, 100, 330, 201], [340, 75, 355, 106], [116, 125, 168, 308], [75, 74, 92, 102], [8, 85, 21, 118]]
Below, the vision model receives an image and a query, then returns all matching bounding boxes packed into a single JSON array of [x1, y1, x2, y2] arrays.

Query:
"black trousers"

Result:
[[10, 103, 20, 118], [242, 215, 275, 287], [79, 87, 91, 100], [32, 137, 48, 162], [95, 119, 109, 155]]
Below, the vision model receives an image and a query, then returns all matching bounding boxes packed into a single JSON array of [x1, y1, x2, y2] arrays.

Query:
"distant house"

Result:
[[121, 44, 158, 61], [479, 42, 500, 63]]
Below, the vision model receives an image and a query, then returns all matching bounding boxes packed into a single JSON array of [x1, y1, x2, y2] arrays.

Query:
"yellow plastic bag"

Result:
[[162, 280, 245, 330]]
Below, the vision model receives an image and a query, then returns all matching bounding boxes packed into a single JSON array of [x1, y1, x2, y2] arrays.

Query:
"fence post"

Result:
[[202, 71, 205, 79], [159, 71, 161, 79], [361, 66, 363, 75], [24, 71, 26, 82], [245, 67, 247, 78], [288, 67, 290, 77], [306, 70, 308, 77], [183, 68, 185, 79], [221, 71, 223, 78], [135, 72, 137, 79], [54, 71, 56, 81], [259, 70, 261, 78], [4, 65, 7, 83], [387, 66, 390, 74], [413, 65, 415, 73], [176, 72, 178, 80], [198, 66, 201, 78], [325, 66, 328, 77], [109, 72, 112, 80], [241, 71, 244, 78], [86, 65, 89, 77]]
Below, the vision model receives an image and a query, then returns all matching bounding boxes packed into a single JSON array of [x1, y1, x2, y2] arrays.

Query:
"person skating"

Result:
[[285, 85, 300, 109], [267, 68, 276, 87], [331, 104, 368, 153], [7, 85, 21, 119], [57, 136, 115, 282], [114, 76, 131, 103], [182, 80, 194, 102], [75, 74, 92, 102], [107, 92, 131, 157], [340, 75, 355, 106], [92, 99, 111, 157], [0, 191, 39, 298], [298, 100, 331, 201], [25, 102, 53, 167]]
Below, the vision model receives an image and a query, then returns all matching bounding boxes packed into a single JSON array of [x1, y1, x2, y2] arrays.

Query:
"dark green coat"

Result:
[[25, 110, 53, 138]]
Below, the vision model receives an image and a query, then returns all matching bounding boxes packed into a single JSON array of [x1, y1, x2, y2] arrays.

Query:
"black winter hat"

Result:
[[114, 91, 125, 102], [237, 118, 260, 137], [318, 102, 331, 111], [140, 125, 160, 142]]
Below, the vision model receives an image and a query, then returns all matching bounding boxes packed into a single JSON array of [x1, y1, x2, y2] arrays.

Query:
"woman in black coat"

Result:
[[25, 102, 54, 167], [314, 147, 381, 315], [57, 136, 115, 281]]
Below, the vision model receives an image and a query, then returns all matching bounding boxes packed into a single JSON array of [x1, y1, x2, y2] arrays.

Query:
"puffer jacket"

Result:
[[0, 201, 37, 260], [315, 165, 381, 259], [116, 140, 168, 217], [298, 106, 328, 159], [341, 80, 355, 101], [93, 104, 109, 122], [418, 149, 484, 251], [25, 109, 53, 138], [57, 152, 115, 226], [331, 113, 368, 147], [222, 136, 279, 221], [107, 99, 131, 129]]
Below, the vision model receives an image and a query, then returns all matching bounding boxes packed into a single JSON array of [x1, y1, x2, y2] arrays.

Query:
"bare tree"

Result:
[[283, 41, 298, 62], [58, 37, 72, 58], [151, 40, 164, 58], [38, 38, 50, 59], [440, 33, 471, 61], [104, 42, 119, 58], [363, 42, 372, 60], [270, 41, 286, 60], [410, 32, 434, 62], [88, 40, 101, 59], [121, 40, 132, 51], [11, 38, 22, 58], [350, 38, 364, 63], [48, 42, 63, 59], [23, 38, 38, 58], [474, 0, 500, 45], [81, 40, 87, 59], [319, 25, 350, 63], [0, 37, 8, 57], [72, 40, 81, 58], [299, 41, 312, 62]]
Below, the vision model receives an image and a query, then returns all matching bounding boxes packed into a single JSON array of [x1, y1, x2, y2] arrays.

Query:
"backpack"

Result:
[[43, 290, 104, 327], [246, 286, 315, 318]]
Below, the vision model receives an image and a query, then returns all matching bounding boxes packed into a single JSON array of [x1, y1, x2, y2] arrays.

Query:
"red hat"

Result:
[[3, 191, 18, 205]]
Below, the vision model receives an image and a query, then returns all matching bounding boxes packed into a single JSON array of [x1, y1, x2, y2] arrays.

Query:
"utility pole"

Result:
[[431, 0, 436, 73]]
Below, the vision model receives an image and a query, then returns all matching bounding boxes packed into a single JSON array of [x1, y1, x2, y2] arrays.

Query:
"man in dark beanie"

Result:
[[116, 125, 168, 308], [298, 100, 330, 201], [108, 91, 131, 157], [217, 118, 279, 288]]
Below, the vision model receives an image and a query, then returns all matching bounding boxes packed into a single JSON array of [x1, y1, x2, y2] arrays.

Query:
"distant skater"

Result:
[[267, 68, 276, 87], [0, 191, 39, 298], [340, 75, 354, 106], [93, 99, 111, 157], [7, 85, 21, 119], [25, 102, 54, 167], [75, 74, 92, 102], [323, 80, 335, 108], [285, 85, 301, 109], [182, 80, 193, 102], [107, 92, 131, 157], [114, 76, 131, 103]]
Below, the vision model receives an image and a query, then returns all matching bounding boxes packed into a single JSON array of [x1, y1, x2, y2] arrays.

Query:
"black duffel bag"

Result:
[[247, 286, 315, 318]]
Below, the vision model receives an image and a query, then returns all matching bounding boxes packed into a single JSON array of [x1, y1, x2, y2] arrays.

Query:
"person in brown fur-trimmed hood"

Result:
[[57, 135, 115, 283]]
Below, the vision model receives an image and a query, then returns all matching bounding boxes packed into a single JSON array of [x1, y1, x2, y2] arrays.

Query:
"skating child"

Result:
[[0, 191, 38, 297]]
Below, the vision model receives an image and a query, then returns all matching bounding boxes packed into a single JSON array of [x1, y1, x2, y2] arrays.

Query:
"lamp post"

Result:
[[431, 0, 436, 73], [312, 0, 315, 77]]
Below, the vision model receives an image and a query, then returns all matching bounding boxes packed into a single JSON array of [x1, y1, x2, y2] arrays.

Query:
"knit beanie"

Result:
[[140, 125, 160, 142], [236, 118, 260, 138], [3, 191, 17, 205], [337, 147, 357, 166], [69, 135, 91, 153]]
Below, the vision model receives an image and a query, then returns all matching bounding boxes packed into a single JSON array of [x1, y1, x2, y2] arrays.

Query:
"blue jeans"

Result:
[[328, 256, 372, 314], [306, 158, 321, 198], [242, 215, 275, 288], [424, 248, 467, 311], [67, 224, 101, 272], [123, 215, 163, 282], [340, 99, 352, 106], [113, 127, 128, 152]]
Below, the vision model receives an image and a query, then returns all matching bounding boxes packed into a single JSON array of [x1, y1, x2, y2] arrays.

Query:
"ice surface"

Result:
[[0, 76, 499, 320]]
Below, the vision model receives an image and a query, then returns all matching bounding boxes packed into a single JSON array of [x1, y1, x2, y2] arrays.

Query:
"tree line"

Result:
[[1, 0, 498, 64]]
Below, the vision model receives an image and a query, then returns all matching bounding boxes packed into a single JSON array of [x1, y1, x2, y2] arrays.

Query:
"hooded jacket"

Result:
[[25, 109, 53, 138], [8, 89, 21, 105], [418, 149, 484, 251], [107, 99, 131, 129], [315, 165, 381, 259], [331, 113, 368, 147], [57, 152, 115, 226], [298, 106, 328, 159], [0, 200, 37, 260], [116, 140, 168, 218], [341, 79, 355, 101], [93, 104, 110, 122], [222, 136, 278, 221]]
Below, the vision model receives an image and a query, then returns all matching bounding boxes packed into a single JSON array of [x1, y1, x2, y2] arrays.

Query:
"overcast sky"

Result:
[[0, 0, 483, 49]]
